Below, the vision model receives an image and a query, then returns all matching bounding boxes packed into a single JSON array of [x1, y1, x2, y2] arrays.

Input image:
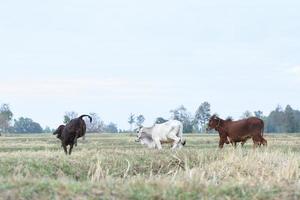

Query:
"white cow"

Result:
[[135, 120, 186, 149]]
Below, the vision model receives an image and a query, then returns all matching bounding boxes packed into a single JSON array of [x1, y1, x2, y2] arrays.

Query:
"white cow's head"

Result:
[[135, 126, 155, 148]]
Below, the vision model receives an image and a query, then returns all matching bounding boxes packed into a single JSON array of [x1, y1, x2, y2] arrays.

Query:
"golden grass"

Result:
[[0, 134, 300, 200]]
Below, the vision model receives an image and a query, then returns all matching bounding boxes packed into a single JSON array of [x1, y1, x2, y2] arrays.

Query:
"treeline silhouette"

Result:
[[0, 102, 299, 134]]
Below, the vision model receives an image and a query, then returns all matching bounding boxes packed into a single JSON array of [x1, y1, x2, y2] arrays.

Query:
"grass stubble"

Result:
[[0, 134, 300, 200]]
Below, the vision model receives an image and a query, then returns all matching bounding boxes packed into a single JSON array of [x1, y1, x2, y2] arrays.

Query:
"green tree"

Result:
[[13, 117, 43, 133], [104, 122, 118, 133], [63, 111, 78, 124], [254, 110, 264, 119], [0, 104, 13, 133], [43, 126, 52, 133], [241, 110, 253, 119], [128, 113, 135, 131], [226, 116, 233, 121], [265, 105, 286, 133], [170, 105, 194, 133], [194, 102, 211, 132], [86, 113, 104, 133], [293, 110, 300, 132], [135, 114, 145, 127], [284, 105, 297, 133]]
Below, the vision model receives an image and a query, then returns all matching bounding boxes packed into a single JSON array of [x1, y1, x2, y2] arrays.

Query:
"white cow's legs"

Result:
[[154, 139, 162, 150], [169, 136, 180, 149], [177, 142, 183, 149]]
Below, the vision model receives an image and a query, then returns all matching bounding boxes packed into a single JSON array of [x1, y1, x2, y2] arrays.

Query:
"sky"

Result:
[[0, 0, 300, 129]]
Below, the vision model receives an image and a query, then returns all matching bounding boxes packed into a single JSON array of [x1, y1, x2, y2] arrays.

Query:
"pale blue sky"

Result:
[[0, 0, 300, 129]]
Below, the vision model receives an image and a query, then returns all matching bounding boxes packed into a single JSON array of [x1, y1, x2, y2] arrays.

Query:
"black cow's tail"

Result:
[[79, 115, 93, 123]]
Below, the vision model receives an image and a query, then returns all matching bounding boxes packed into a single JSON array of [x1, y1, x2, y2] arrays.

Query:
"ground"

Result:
[[0, 133, 300, 200]]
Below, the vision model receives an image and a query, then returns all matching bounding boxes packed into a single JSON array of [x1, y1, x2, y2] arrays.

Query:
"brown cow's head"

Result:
[[207, 115, 230, 146], [207, 115, 221, 131], [53, 125, 65, 140]]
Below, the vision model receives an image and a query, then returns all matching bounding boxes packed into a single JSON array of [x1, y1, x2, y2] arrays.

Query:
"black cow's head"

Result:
[[53, 125, 65, 140]]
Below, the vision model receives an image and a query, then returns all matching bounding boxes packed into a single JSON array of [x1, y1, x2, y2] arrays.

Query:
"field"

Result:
[[1, 134, 300, 200]]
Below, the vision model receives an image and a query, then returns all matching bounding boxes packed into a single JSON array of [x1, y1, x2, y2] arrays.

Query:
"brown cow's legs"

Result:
[[252, 136, 260, 148], [241, 141, 246, 147], [219, 135, 229, 148], [225, 137, 230, 144], [252, 130, 266, 148], [233, 142, 238, 148], [261, 137, 268, 146], [230, 141, 237, 148], [253, 141, 259, 149], [219, 140, 225, 148], [228, 138, 238, 148]]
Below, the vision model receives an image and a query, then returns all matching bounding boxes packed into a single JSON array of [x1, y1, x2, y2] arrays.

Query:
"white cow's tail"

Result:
[[179, 123, 186, 146]]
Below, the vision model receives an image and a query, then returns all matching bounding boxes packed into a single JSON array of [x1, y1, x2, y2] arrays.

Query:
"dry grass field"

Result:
[[0, 133, 300, 200]]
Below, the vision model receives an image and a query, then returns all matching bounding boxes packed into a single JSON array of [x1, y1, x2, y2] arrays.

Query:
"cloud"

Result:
[[0, 78, 176, 100], [288, 66, 300, 77]]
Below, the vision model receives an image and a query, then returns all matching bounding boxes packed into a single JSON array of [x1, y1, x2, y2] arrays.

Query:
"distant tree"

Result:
[[226, 116, 233, 121], [43, 126, 52, 133], [13, 117, 43, 133], [135, 114, 145, 127], [155, 117, 168, 124], [0, 104, 13, 133], [170, 105, 194, 133], [284, 105, 297, 133], [265, 105, 286, 133], [63, 111, 78, 124], [170, 105, 186, 121], [86, 113, 104, 133], [104, 122, 118, 133], [118, 129, 129, 133], [128, 113, 135, 131], [293, 110, 300, 132], [254, 110, 264, 119], [275, 105, 283, 112], [194, 102, 211, 132], [241, 110, 253, 119]]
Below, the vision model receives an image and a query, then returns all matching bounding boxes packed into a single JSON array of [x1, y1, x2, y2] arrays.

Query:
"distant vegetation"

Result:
[[0, 102, 300, 134]]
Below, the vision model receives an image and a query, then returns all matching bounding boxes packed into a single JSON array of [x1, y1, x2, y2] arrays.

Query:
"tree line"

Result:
[[0, 104, 43, 133], [128, 103, 300, 134], [0, 102, 300, 134]]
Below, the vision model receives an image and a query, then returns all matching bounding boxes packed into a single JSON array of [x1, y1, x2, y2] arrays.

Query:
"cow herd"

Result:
[[53, 114, 267, 155]]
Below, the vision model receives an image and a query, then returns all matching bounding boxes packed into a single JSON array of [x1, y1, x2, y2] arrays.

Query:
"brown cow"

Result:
[[228, 136, 251, 147], [207, 115, 267, 148]]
